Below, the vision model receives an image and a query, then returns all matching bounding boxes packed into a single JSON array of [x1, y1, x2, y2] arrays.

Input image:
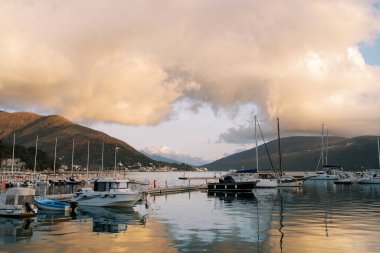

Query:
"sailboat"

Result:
[[358, 138, 380, 184], [276, 118, 304, 187], [305, 125, 341, 180], [253, 116, 277, 188]]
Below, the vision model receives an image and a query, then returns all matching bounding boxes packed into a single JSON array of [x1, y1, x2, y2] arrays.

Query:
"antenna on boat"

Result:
[[321, 124, 324, 168], [34, 134, 38, 178], [101, 142, 104, 176], [11, 132, 15, 176], [53, 137, 57, 176], [71, 138, 75, 176], [325, 129, 329, 165], [277, 117, 283, 176], [255, 116, 259, 173], [87, 140, 90, 178], [378, 138, 380, 170]]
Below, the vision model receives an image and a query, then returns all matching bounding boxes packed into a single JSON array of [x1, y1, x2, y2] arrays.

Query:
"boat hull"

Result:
[[35, 198, 72, 211], [278, 180, 304, 187], [73, 193, 142, 207], [358, 178, 380, 184], [0, 206, 37, 218], [255, 179, 278, 188]]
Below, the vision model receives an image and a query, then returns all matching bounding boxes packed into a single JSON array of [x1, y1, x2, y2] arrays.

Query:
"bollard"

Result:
[[154, 180, 156, 188]]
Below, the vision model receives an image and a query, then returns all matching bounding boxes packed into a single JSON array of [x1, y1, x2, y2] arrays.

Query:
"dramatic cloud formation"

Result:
[[1, 0, 380, 135], [142, 146, 211, 166]]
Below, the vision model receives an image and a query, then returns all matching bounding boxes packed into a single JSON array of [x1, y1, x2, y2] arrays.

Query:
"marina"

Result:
[[0, 172, 380, 252]]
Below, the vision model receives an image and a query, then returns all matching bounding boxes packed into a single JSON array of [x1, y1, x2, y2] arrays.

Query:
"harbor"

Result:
[[1, 171, 380, 253]]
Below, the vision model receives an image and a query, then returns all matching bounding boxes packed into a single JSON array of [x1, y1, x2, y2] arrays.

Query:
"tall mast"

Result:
[[277, 117, 283, 175], [53, 137, 57, 176], [255, 116, 259, 173], [34, 134, 38, 177], [87, 140, 90, 178], [101, 142, 104, 174], [11, 132, 15, 176], [321, 124, 324, 168], [71, 139, 75, 176], [325, 129, 329, 165], [377, 138, 380, 170], [114, 144, 119, 178]]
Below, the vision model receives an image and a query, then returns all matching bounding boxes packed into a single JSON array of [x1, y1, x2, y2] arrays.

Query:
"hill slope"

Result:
[[0, 111, 162, 170], [204, 136, 380, 171]]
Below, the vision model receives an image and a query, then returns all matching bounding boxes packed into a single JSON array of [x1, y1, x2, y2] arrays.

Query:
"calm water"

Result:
[[1, 172, 380, 253]]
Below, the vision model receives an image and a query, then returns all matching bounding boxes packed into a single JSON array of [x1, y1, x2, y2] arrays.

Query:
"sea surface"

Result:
[[1, 172, 380, 253]]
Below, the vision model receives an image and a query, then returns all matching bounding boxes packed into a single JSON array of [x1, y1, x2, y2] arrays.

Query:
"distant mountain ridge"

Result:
[[204, 136, 380, 171], [0, 111, 191, 170]]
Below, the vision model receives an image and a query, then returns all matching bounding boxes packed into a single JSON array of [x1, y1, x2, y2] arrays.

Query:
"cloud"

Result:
[[0, 1, 380, 135], [142, 146, 211, 166]]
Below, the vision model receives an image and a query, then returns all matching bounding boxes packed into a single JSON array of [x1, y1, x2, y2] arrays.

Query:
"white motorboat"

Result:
[[0, 188, 37, 218], [358, 170, 380, 184], [305, 166, 341, 180], [72, 178, 141, 207]]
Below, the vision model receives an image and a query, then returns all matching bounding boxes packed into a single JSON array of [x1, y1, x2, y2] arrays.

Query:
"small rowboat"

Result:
[[35, 197, 77, 211]]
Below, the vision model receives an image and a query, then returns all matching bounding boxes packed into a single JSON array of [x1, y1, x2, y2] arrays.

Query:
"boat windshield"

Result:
[[5, 195, 15, 205]]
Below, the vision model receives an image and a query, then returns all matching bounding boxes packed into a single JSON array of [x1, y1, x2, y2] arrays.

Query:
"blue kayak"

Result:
[[35, 197, 76, 211]]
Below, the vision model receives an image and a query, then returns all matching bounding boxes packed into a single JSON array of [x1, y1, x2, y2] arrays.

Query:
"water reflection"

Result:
[[207, 192, 256, 203], [0, 217, 34, 245], [76, 206, 147, 233]]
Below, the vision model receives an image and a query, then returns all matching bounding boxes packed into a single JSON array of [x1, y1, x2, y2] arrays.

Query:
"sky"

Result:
[[1, 0, 380, 165]]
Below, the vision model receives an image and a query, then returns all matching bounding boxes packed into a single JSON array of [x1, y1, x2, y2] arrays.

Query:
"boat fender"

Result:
[[108, 194, 116, 198]]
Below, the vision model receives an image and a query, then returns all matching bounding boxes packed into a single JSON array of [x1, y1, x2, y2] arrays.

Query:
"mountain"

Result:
[[0, 111, 190, 171], [204, 136, 380, 171], [141, 152, 183, 165]]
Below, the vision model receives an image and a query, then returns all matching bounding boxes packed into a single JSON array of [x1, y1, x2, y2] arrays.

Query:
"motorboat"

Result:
[[35, 197, 77, 211], [72, 178, 142, 207], [207, 170, 259, 192], [305, 166, 342, 180], [358, 170, 380, 184], [0, 188, 37, 218]]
